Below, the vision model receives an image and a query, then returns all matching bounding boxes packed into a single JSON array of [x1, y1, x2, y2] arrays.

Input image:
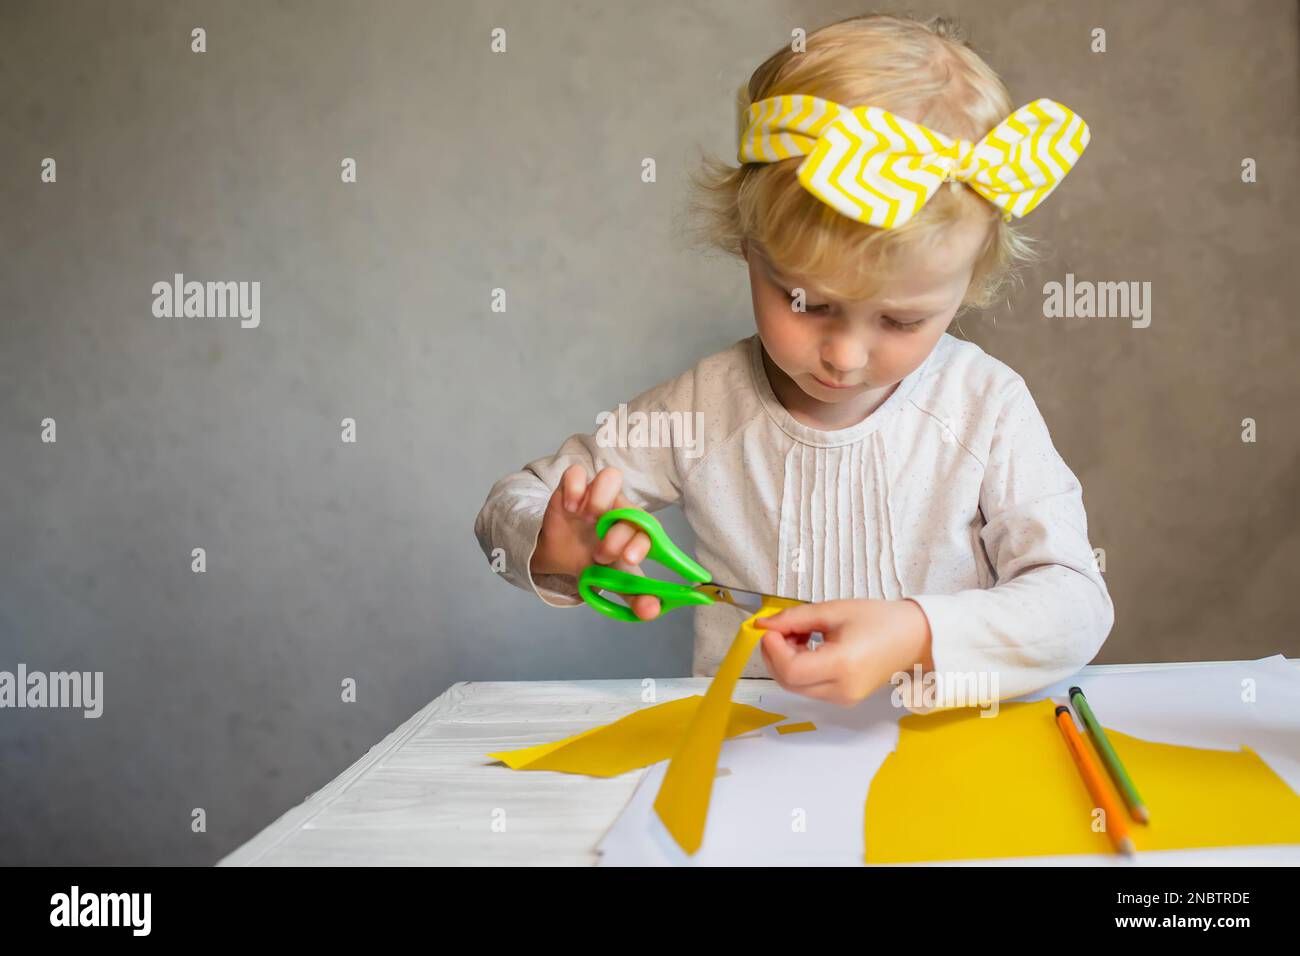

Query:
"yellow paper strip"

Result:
[[864, 698, 1300, 863], [654, 599, 800, 854], [776, 721, 817, 735], [487, 694, 785, 778]]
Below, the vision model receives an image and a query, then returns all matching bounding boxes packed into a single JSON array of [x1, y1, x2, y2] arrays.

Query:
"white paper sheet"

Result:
[[596, 655, 1300, 866]]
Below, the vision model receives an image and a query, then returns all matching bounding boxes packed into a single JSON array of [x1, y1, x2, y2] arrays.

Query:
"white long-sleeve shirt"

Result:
[[474, 332, 1114, 710]]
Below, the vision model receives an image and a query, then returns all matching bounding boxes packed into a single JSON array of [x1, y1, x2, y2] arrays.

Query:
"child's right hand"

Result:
[[529, 464, 661, 621]]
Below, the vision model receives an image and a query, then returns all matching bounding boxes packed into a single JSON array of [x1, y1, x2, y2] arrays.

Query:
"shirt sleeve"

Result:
[[903, 379, 1115, 713], [472, 375, 692, 608]]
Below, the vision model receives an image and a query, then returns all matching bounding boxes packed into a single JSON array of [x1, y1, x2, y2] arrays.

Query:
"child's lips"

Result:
[[812, 374, 860, 389]]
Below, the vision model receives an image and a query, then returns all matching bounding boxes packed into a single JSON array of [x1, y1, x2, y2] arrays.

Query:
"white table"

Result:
[[218, 660, 1300, 866]]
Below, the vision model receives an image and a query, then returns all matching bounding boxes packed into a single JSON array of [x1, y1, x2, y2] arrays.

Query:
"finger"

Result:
[[610, 559, 660, 620], [583, 467, 624, 519], [760, 639, 839, 700], [761, 628, 810, 672], [560, 464, 589, 513], [760, 630, 842, 687], [594, 520, 636, 564], [599, 558, 661, 621], [600, 527, 651, 566], [629, 593, 661, 621], [620, 529, 652, 565], [754, 600, 846, 636], [591, 527, 651, 571], [781, 640, 847, 687], [760, 629, 806, 681], [606, 492, 652, 563]]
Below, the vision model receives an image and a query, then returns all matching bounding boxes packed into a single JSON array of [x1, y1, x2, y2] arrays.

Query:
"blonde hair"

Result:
[[685, 11, 1047, 313]]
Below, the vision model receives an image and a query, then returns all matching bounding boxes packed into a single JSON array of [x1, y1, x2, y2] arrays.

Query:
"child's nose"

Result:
[[821, 335, 869, 374]]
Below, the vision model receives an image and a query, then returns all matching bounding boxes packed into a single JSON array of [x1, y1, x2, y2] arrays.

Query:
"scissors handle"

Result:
[[579, 566, 714, 621], [578, 508, 712, 623]]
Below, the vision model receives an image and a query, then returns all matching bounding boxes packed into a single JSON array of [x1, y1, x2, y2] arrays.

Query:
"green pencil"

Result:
[[1068, 686, 1149, 824]]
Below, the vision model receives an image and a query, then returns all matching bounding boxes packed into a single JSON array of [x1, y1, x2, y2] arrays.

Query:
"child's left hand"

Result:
[[755, 599, 934, 707]]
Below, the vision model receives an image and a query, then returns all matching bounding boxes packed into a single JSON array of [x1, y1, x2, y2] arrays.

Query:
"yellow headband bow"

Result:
[[737, 95, 1090, 229]]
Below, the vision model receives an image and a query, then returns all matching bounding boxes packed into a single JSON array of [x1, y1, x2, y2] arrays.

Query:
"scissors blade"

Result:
[[694, 582, 804, 613]]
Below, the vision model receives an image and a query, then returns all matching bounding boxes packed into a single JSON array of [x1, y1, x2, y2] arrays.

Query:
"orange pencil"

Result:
[[1054, 705, 1135, 856]]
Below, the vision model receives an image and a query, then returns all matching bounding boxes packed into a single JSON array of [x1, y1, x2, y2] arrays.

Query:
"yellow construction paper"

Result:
[[776, 721, 817, 735], [487, 694, 785, 778], [654, 599, 800, 854], [864, 698, 1300, 863]]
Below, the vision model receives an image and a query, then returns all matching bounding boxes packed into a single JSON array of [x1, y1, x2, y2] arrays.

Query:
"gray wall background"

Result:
[[1, 0, 1296, 864]]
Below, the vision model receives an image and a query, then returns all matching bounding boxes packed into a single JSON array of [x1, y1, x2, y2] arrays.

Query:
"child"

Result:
[[474, 12, 1112, 711]]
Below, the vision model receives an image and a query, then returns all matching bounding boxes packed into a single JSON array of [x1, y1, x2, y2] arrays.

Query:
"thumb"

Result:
[[753, 601, 836, 635]]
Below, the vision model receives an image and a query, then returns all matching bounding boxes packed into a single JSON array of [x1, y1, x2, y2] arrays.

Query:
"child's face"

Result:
[[745, 217, 989, 410]]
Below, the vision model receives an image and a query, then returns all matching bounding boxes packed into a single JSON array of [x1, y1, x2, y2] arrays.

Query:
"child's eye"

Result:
[[884, 316, 925, 332]]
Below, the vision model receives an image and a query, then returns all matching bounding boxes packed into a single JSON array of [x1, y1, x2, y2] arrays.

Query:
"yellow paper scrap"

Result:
[[865, 698, 1300, 863], [487, 695, 784, 778], [654, 599, 800, 854], [776, 721, 817, 735]]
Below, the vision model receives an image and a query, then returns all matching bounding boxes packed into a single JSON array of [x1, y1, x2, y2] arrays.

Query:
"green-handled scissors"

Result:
[[578, 507, 805, 623]]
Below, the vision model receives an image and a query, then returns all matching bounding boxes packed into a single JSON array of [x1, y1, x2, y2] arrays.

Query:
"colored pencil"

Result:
[[1069, 685, 1149, 823], [1054, 705, 1135, 856]]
